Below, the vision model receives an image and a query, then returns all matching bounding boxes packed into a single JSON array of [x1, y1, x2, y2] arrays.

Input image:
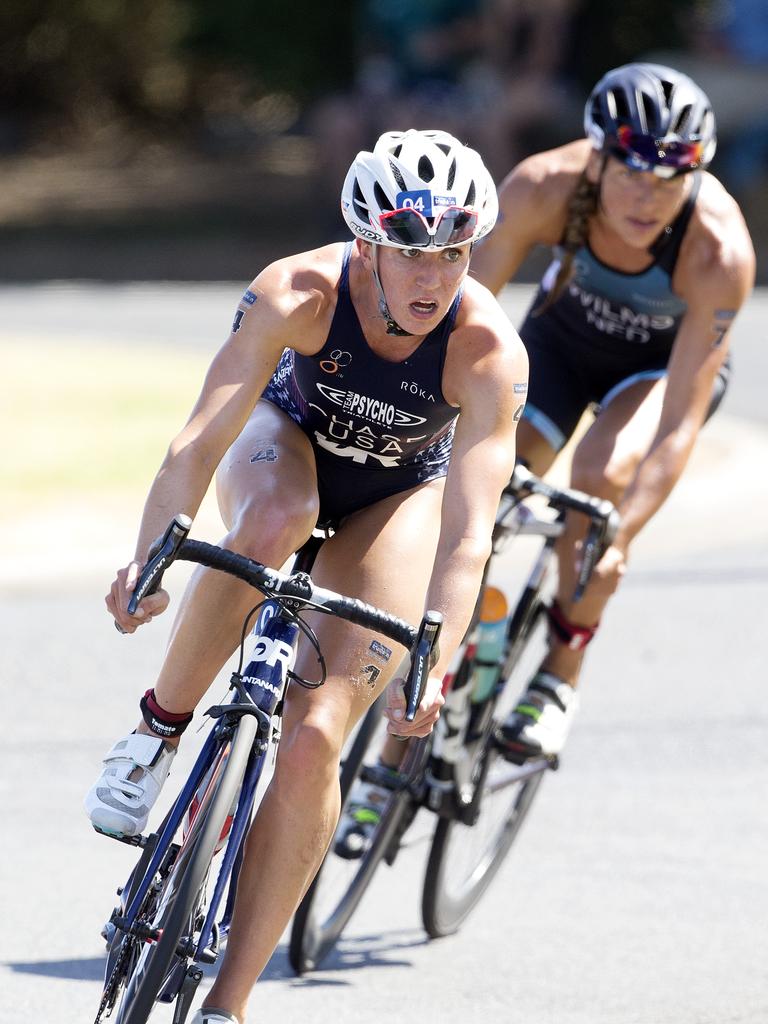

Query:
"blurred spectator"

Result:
[[473, 0, 583, 176], [309, 0, 586, 226], [645, 0, 768, 197], [309, 0, 485, 218]]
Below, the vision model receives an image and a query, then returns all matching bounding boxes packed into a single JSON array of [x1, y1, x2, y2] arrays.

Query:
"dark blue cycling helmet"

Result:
[[584, 63, 717, 177]]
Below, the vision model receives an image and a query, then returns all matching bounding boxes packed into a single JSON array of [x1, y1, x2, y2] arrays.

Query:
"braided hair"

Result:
[[533, 166, 600, 316]]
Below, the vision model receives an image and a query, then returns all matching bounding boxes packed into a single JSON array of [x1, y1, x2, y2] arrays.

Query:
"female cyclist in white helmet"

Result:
[[86, 128, 524, 1024], [471, 63, 755, 761]]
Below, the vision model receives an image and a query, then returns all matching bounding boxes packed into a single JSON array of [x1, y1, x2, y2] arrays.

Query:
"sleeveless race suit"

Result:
[[520, 173, 729, 451], [262, 243, 461, 524]]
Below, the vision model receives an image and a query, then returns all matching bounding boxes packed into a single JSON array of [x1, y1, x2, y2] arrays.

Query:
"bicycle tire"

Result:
[[421, 593, 551, 938], [113, 713, 258, 1024], [421, 745, 545, 937], [289, 703, 424, 974]]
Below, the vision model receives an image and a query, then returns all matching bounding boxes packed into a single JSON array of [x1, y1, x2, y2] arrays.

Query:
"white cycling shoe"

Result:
[[496, 671, 579, 762], [85, 732, 176, 837], [189, 1010, 239, 1024]]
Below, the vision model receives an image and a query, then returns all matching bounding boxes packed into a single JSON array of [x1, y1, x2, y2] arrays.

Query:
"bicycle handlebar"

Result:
[[506, 464, 620, 601], [125, 516, 442, 723]]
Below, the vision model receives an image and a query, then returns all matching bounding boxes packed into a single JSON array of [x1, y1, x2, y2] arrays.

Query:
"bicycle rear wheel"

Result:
[[421, 743, 546, 937], [113, 714, 258, 1024], [422, 593, 552, 938], [289, 700, 424, 974]]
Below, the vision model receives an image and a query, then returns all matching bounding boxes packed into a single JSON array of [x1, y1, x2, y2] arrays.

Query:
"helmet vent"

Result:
[[389, 159, 407, 191], [639, 92, 657, 133], [418, 155, 435, 182], [392, 144, 403, 159], [447, 158, 456, 190], [352, 179, 369, 223], [611, 88, 630, 124], [464, 179, 476, 207], [373, 182, 393, 212], [673, 104, 692, 135], [435, 143, 451, 156]]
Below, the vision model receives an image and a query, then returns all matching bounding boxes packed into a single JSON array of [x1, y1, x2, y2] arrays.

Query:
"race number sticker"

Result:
[[395, 189, 432, 216], [369, 639, 392, 662]]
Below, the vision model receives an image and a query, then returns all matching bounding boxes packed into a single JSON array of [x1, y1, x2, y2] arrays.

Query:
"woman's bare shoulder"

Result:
[[252, 243, 346, 313], [497, 139, 591, 242], [678, 174, 755, 294]]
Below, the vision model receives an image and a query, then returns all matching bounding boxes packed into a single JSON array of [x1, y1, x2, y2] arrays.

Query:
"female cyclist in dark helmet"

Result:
[[86, 129, 527, 1023], [471, 63, 755, 761]]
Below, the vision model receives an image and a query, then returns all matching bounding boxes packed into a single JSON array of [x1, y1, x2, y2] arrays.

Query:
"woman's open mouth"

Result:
[[409, 299, 439, 317]]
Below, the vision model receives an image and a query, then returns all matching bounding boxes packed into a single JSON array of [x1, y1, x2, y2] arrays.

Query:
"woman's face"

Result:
[[593, 154, 691, 250], [362, 241, 471, 335]]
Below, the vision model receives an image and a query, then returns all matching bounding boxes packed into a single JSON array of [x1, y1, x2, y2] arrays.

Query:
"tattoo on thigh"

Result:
[[360, 664, 382, 688], [249, 441, 278, 464]]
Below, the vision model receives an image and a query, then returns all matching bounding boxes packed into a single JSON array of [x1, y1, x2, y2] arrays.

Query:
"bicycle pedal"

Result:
[[92, 825, 148, 848]]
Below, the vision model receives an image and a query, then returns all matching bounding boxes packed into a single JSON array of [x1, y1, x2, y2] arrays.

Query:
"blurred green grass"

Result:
[[2, 339, 209, 502]]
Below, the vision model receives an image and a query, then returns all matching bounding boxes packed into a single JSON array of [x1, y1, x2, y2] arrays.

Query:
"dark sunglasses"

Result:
[[379, 205, 478, 248]]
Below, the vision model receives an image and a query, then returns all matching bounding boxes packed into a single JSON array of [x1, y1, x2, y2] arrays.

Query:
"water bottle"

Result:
[[471, 586, 509, 703]]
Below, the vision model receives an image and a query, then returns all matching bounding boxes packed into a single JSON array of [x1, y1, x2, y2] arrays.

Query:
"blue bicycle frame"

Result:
[[118, 597, 301, 971]]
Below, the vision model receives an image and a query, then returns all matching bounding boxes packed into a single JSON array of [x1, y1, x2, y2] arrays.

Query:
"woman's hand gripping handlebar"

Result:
[[109, 514, 192, 634], [385, 611, 444, 740], [113, 516, 443, 731]]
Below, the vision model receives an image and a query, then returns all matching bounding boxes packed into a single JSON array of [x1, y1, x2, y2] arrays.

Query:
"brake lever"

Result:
[[389, 610, 442, 739], [126, 514, 192, 616], [571, 502, 620, 602], [404, 610, 443, 722]]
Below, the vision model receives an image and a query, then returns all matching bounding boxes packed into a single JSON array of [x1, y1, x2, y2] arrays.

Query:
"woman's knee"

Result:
[[227, 490, 319, 563], [570, 440, 635, 501], [276, 715, 344, 789]]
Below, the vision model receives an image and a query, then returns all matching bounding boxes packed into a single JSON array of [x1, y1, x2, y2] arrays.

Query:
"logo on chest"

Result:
[[315, 383, 427, 427]]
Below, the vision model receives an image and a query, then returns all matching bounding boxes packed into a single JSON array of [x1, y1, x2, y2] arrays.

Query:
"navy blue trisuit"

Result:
[[262, 243, 461, 526], [519, 172, 729, 452]]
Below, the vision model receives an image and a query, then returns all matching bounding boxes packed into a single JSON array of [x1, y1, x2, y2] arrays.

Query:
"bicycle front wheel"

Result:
[[114, 714, 258, 1024]]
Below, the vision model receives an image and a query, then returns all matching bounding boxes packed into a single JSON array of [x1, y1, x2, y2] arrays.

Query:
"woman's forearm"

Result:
[[133, 442, 216, 562], [615, 428, 696, 549]]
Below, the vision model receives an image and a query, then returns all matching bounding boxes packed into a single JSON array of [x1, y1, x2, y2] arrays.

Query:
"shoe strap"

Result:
[[103, 733, 173, 769], [527, 672, 576, 712]]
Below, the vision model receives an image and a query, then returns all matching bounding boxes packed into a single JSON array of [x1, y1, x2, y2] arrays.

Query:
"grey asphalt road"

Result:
[[1, 285, 767, 1024]]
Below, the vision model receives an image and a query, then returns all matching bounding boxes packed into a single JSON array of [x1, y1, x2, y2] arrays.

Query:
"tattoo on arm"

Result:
[[712, 309, 736, 349], [231, 291, 258, 334]]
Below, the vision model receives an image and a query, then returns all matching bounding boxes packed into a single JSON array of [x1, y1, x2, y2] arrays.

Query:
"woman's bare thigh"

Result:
[[215, 400, 319, 531], [285, 477, 447, 739]]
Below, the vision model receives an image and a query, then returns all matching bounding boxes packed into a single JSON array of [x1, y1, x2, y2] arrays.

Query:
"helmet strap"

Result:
[[371, 246, 413, 337]]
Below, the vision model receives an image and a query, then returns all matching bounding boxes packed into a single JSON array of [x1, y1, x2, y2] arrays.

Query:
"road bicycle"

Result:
[[92, 519, 441, 1024], [289, 464, 618, 972]]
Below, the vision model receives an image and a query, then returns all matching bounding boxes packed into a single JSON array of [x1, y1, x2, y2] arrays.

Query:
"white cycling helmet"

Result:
[[341, 129, 498, 251]]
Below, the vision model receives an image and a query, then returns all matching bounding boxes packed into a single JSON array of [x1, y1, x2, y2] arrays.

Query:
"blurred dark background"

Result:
[[1, 0, 766, 282]]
